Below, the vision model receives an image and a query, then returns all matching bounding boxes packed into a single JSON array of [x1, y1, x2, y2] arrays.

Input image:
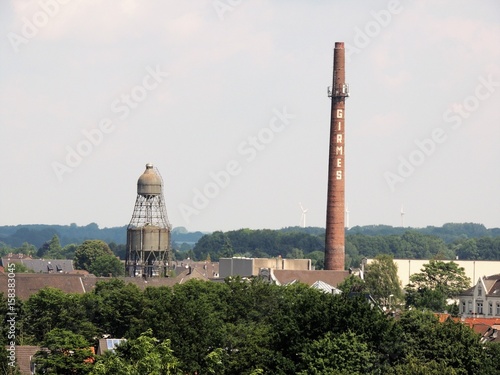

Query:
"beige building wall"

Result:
[[367, 259, 500, 287], [282, 259, 311, 271], [220, 257, 312, 278]]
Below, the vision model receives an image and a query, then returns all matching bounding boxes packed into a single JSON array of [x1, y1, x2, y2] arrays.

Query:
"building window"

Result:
[[477, 302, 483, 314], [478, 287, 482, 296], [489, 302, 493, 315], [496, 303, 500, 316], [462, 301, 466, 313], [468, 300, 473, 313]]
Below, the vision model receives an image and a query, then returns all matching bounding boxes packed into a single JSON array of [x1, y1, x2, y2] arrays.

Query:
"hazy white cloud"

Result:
[[1, 0, 499, 231]]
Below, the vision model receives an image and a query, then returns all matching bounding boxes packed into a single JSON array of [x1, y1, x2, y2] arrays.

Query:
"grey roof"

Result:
[[459, 274, 500, 297], [1, 256, 74, 273], [22, 259, 74, 273]]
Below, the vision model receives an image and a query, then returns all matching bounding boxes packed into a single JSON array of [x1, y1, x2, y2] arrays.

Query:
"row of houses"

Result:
[[1, 256, 347, 374], [4, 255, 500, 318], [0, 256, 348, 300], [4, 254, 500, 374]]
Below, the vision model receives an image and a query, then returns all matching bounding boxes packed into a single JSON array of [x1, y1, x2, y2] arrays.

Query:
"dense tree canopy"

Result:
[[193, 229, 324, 262], [90, 330, 180, 375], [5, 278, 500, 374], [364, 254, 403, 308], [405, 260, 471, 312], [37, 234, 63, 258], [73, 240, 114, 272], [89, 254, 125, 277], [33, 328, 94, 375], [2, 223, 500, 373]]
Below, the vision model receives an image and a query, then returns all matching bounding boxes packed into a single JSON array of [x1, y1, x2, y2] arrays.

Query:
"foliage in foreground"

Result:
[[2, 278, 500, 374]]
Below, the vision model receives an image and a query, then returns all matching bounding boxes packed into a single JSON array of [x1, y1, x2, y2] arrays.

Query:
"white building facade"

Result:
[[458, 274, 500, 317]]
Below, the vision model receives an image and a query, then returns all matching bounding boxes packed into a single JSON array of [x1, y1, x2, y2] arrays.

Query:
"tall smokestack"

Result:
[[325, 42, 349, 271]]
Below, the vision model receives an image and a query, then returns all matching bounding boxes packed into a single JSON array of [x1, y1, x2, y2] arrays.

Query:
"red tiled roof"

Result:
[[462, 317, 500, 328]]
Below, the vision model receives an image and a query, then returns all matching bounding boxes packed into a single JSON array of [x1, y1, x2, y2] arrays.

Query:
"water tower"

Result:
[[125, 163, 172, 277]]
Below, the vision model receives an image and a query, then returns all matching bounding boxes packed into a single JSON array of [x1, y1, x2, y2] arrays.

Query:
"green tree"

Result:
[[396, 310, 488, 374], [62, 243, 79, 260], [24, 288, 97, 343], [267, 282, 336, 371], [0, 241, 14, 257], [286, 248, 304, 259], [203, 348, 225, 375], [454, 238, 479, 260], [16, 242, 36, 257], [108, 242, 126, 260], [219, 321, 275, 374], [90, 330, 181, 375], [364, 254, 403, 308], [9, 262, 34, 273], [193, 231, 233, 261], [88, 254, 124, 277], [337, 274, 367, 294], [74, 240, 113, 272], [306, 250, 324, 270], [297, 331, 378, 375], [406, 288, 449, 312], [384, 355, 461, 375], [405, 260, 471, 311], [400, 231, 450, 259], [33, 328, 94, 375], [0, 346, 21, 374], [135, 286, 175, 338], [86, 280, 143, 338], [164, 280, 228, 372], [38, 234, 64, 259]]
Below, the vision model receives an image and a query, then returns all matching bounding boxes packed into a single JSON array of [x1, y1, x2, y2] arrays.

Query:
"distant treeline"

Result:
[[348, 222, 500, 243], [0, 223, 206, 248], [190, 223, 500, 268], [2, 222, 500, 268]]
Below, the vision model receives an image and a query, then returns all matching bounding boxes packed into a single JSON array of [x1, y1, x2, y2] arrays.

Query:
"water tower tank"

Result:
[[137, 163, 162, 196]]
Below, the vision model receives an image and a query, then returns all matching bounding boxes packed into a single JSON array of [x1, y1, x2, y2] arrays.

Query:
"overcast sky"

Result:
[[1, 0, 499, 232]]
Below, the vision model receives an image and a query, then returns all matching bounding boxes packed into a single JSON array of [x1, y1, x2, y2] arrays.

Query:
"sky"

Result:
[[1, 0, 499, 233]]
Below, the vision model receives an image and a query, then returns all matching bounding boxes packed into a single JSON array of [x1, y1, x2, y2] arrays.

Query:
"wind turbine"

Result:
[[299, 203, 308, 228], [400, 204, 405, 227]]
